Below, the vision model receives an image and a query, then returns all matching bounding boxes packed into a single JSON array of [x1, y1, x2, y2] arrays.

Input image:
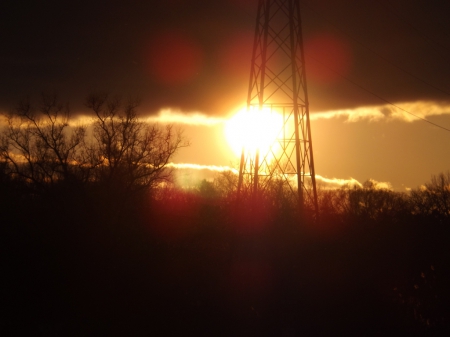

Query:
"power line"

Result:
[[307, 54, 450, 133], [241, 1, 450, 133]]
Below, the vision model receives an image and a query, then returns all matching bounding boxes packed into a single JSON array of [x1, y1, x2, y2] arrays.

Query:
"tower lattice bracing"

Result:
[[237, 0, 318, 216]]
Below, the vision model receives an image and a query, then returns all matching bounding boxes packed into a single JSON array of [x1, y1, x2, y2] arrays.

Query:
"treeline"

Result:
[[0, 93, 187, 194], [196, 170, 450, 224], [1, 96, 450, 335], [2, 169, 449, 335], [1, 94, 449, 224]]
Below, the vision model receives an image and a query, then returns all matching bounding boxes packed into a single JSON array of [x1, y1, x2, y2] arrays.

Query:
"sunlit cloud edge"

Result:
[[146, 100, 450, 126], [315, 174, 362, 188], [167, 163, 395, 191], [311, 100, 450, 123], [145, 109, 226, 126], [3, 99, 449, 127], [167, 162, 238, 173]]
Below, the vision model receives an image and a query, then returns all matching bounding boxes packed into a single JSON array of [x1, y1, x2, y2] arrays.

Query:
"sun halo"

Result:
[[224, 107, 284, 159]]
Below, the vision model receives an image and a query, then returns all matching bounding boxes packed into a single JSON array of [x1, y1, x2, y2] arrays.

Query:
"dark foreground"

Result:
[[2, 187, 450, 336]]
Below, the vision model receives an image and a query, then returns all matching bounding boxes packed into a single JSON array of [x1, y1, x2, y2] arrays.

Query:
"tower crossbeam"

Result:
[[237, 0, 319, 217]]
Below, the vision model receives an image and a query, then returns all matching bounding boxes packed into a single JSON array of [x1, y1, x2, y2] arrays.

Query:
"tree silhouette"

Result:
[[85, 93, 189, 193], [0, 94, 86, 188], [411, 171, 450, 220], [212, 170, 238, 198], [344, 181, 409, 222], [0, 93, 189, 193]]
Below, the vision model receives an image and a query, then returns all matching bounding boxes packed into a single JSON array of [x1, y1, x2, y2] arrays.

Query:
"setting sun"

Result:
[[224, 107, 284, 158]]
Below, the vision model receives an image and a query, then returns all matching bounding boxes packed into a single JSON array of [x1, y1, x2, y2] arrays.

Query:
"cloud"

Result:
[[168, 162, 238, 188], [153, 101, 450, 126], [311, 100, 450, 123], [314, 175, 394, 190], [67, 115, 94, 126], [169, 162, 363, 189], [0, 113, 7, 126], [167, 162, 238, 173], [145, 109, 226, 126], [168, 164, 386, 192], [65, 100, 450, 128], [315, 175, 362, 189], [364, 178, 393, 190], [55, 109, 226, 129]]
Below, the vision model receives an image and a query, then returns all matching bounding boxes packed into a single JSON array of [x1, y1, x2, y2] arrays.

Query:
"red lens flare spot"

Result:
[[218, 32, 253, 80], [305, 33, 352, 84], [231, 196, 274, 236], [145, 31, 203, 86]]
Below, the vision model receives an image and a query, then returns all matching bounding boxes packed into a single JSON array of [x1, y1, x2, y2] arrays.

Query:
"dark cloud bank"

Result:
[[1, 0, 450, 115]]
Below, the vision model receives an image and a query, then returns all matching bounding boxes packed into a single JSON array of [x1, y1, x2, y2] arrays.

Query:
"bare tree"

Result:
[[213, 170, 239, 198], [343, 181, 410, 221], [411, 171, 450, 219], [1, 93, 189, 193], [85, 93, 189, 192], [0, 94, 86, 187]]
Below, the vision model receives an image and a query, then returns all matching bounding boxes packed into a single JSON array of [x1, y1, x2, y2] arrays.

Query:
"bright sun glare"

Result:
[[225, 107, 283, 158]]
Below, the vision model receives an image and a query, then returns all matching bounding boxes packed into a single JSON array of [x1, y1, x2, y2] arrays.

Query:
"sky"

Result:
[[1, 0, 450, 191]]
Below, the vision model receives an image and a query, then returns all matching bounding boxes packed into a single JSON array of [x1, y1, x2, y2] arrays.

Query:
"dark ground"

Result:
[[2, 185, 450, 336]]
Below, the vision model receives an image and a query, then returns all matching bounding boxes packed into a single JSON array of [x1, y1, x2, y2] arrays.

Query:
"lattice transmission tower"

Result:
[[237, 0, 318, 216]]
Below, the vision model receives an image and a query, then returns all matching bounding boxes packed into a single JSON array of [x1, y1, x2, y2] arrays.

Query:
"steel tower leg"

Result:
[[237, 0, 319, 219]]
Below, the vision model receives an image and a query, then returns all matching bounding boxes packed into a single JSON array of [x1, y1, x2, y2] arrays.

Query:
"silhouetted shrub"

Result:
[[410, 171, 450, 221]]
